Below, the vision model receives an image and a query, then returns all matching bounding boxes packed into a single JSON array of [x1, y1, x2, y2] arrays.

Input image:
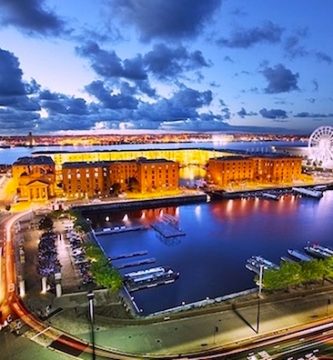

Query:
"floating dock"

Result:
[[262, 192, 280, 200], [280, 256, 295, 263], [94, 225, 147, 236], [151, 215, 185, 238], [116, 258, 156, 269], [110, 250, 148, 261], [125, 267, 179, 292], [292, 187, 323, 199], [287, 249, 313, 262]]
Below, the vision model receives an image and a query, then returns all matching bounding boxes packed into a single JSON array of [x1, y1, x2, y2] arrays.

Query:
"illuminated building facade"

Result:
[[62, 162, 110, 198], [207, 155, 302, 188], [61, 158, 180, 198], [12, 156, 56, 201], [137, 158, 179, 193]]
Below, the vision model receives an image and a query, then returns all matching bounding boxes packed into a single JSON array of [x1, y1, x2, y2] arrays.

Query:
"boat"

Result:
[[287, 249, 313, 262], [246, 256, 278, 274], [124, 266, 166, 279], [280, 256, 295, 263], [304, 245, 331, 259]]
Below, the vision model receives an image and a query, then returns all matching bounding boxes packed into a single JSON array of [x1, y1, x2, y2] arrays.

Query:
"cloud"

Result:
[[294, 112, 333, 118], [262, 64, 299, 93], [259, 108, 288, 119], [237, 107, 257, 118], [312, 79, 319, 92], [77, 42, 147, 80], [39, 90, 89, 115], [217, 22, 283, 48], [108, 0, 221, 41], [223, 56, 234, 63], [315, 51, 332, 64], [0, 0, 66, 36], [0, 48, 40, 111], [284, 35, 308, 58], [143, 43, 210, 79], [85, 80, 139, 110]]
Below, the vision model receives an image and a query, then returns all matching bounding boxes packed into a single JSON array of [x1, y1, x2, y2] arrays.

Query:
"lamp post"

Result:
[[87, 291, 96, 360], [256, 264, 264, 334]]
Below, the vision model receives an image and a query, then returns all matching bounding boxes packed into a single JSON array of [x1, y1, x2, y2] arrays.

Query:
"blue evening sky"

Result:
[[0, 0, 332, 134]]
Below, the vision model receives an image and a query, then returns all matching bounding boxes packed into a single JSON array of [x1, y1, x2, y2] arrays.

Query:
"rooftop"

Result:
[[13, 156, 55, 166]]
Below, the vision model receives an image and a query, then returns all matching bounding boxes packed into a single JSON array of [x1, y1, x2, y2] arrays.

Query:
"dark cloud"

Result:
[[312, 79, 319, 92], [108, 0, 221, 41], [237, 107, 257, 118], [85, 80, 138, 110], [77, 42, 147, 80], [315, 51, 332, 64], [143, 43, 210, 79], [0, 0, 66, 36], [284, 36, 308, 58], [259, 108, 288, 119], [217, 22, 283, 48], [306, 98, 316, 103], [294, 112, 333, 118], [223, 56, 234, 63], [135, 86, 213, 123], [262, 64, 299, 93], [0, 108, 40, 131], [39, 90, 89, 115], [0, 48, 40, 111]]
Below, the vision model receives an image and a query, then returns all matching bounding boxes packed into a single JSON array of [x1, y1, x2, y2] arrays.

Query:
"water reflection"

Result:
[[85, 191, 333, 314]]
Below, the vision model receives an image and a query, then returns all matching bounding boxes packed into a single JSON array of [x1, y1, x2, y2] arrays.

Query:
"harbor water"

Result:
[[87, 190, 333, 314]]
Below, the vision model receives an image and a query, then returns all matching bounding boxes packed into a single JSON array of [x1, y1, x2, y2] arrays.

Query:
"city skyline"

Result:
[[0, 0, 333, 134]]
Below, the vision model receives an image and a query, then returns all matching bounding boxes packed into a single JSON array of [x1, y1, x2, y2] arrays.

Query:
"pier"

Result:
[[262, 192, 280, 200], [246, 256, 278, 274]]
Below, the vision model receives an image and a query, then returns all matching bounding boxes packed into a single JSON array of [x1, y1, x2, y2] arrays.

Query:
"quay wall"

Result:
[[73, 193, 207, 213]]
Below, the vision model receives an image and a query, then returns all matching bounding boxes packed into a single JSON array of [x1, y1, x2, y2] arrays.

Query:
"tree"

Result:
[[110, 183, 121, 196], [39, 216, 53, 231], [127, 177, 140, 192]]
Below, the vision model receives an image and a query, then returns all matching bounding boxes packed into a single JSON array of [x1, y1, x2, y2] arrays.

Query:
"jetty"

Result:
[[292, 187, 323, 199]]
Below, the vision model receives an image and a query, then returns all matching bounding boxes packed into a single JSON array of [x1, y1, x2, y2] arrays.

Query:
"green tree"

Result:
[[39, 215, 54, 231], [127, 177, 140, 192], [110, 183, 121, 196], [301, 259, 326, 283]]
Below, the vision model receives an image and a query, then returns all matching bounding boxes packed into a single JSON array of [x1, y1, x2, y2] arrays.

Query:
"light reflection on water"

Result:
[[88, 191, 333, 314]]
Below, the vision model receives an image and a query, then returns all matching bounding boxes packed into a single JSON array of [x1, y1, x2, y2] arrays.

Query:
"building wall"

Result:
[[62, 165, 109, 198], [137, 161, 179, 193], [207, 156, 302, 188], [109, 161, 137, 191]]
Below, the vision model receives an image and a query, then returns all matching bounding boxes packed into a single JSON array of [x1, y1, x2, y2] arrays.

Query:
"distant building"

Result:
[[12, 156, 56, 201], [207, 155, 302, 188]]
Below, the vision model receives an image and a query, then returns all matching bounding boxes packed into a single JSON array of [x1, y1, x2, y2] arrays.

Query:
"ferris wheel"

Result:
[[308, 126, 333, 166]]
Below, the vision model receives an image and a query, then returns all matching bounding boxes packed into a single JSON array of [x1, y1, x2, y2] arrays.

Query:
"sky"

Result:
[[0, 0, 332, 135]]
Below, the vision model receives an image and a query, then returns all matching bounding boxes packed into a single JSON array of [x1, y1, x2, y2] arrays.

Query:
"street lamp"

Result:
[[87, 291, 96, 360], [256, 264, 264, 334]]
